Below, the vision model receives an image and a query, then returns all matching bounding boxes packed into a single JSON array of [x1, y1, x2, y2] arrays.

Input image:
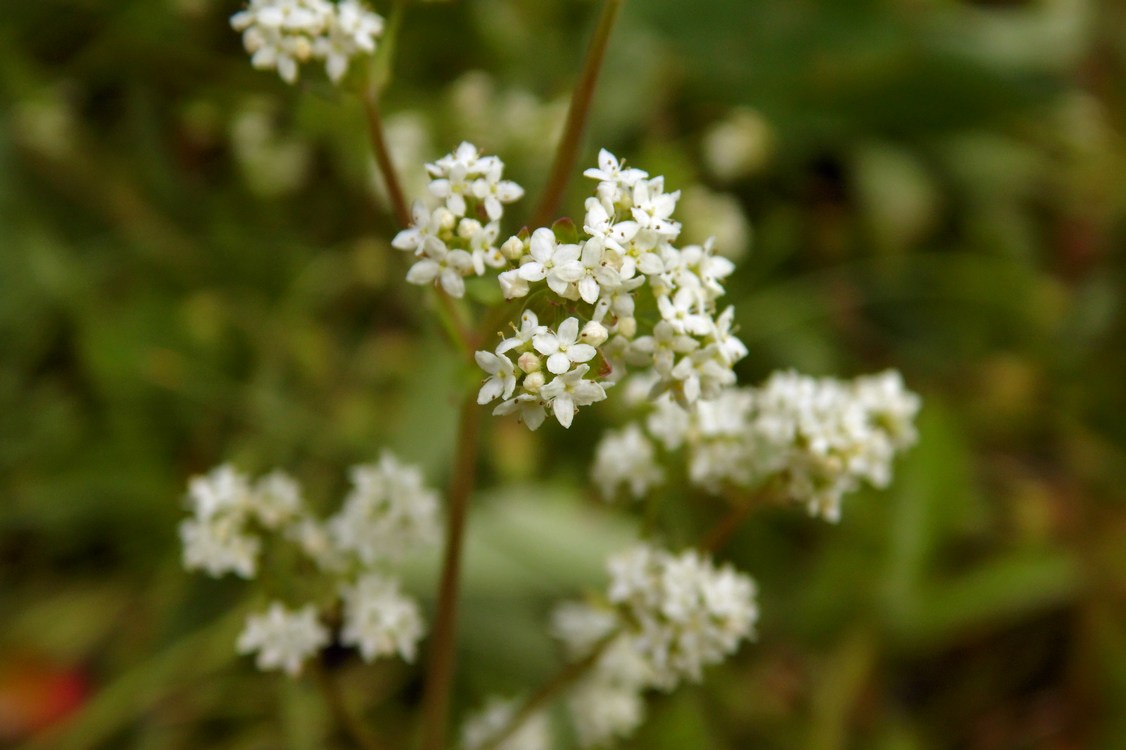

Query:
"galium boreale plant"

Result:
[[179, 1, 922, 748]]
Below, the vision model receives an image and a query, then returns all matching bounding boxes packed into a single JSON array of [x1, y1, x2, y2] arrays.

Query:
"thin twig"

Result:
[[362, 90, 411, 229], [478, 637, 614, 750], [530, 0, 626, 228], [417, 392, 483, 750], [700, 487, 777, 553]]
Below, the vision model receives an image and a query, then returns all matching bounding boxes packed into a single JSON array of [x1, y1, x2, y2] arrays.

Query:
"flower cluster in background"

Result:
[[594, 370, 922, 521], [548, 544, 759, 747], [179, 453, 438, 675], [230, 0, 384, 84]]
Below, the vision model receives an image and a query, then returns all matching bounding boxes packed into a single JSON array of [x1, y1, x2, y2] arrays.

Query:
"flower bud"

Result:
[[522, 371, 545, 393], [457, 218, 482, 239], [501, 236, 525, 261], [580, 321, 609, 347], [617, 316, 637, 338], [435, 207, 456, 232], [517, 352, 541, 374]]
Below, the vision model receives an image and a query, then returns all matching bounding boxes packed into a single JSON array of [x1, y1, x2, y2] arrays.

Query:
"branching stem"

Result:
[[478, 637, 614, 750]]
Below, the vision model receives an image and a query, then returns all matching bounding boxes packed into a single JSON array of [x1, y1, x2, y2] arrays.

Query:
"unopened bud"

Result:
[[522, 371, 545, 393], [457, 218, 482, 239], [435, 207, 456, 231], [617, 316, 637, 338], [501, 236, 525, 261], [580, 321, 609, 347], [517, 352, 541, 374]]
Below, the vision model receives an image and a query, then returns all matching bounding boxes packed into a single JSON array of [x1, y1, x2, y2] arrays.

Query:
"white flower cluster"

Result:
[[236, 602, 329, 676], [180, 465, 302, 578], [593, 370, 921, 521], [590, 423, 664, 500], [393, 142, 525, 297], [550, 545, 757, 746], [472, 149, 747, 430], [180, 452, 437, 676], [605, 544, 758, 690], [230, 0, 384, 84], [459, 696, 551, 750]]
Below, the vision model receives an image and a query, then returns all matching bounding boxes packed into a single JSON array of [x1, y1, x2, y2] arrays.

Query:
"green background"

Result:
[[2, 0, 1125, 748]]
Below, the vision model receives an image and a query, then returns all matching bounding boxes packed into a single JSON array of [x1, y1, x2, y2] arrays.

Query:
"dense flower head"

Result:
[[605, 544, 758, 691], [339, 573, 425, 663], [393, 142, 524, 297], [179, 452, 438, 677], [179, 465, 305, 578], [327, 451, 442, 565], [236, 602, 329, 676], [475, 149, 748, 430], [598, 370, 921, 521], [230, 0, 383, 84]]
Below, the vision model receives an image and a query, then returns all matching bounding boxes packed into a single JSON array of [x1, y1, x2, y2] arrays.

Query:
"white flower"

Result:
[[314, 0, 383, 83], [179, 464, 307, 578], [591, 424, 664, 500], [236, 602, 329, 676], [230, 0, 382, 85], [606, 544, 758, 691], [540, 365, 608, 429], [340, 573, 425, 663], [475, 349, 517, 404], [460, 696, 551, 750], [328, 452, 441, 565], [532, 317, 598, 375], [492, 393, 547, 431], [517, 228, 583, 296], [575, 237, 622, 304], [405, 240, 474, 298], [180, 516, 261, 579], [497, 310, 548, 354]]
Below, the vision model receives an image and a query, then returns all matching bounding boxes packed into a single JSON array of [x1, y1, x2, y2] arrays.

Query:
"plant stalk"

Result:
[[362, 90, 411, 229], [530, 0, 626, 228], [417, 392, 483, 750]]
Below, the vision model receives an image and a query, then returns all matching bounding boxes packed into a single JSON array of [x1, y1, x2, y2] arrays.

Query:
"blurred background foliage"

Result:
[[2, 0, 1125, 748]]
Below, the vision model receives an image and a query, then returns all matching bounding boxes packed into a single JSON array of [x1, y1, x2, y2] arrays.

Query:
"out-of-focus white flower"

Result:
[[236, 602, 329, 676], [591, 424, 664, 501], [460, 696, 551, 750], [339, 573, 425, 663], [606, 544, 758, 691], [615, 370, 920, 520], [230, 0, 383, 84], [328, 452, 441, 565], [179, 465, 306, 578], [702, 108, 774, 182]]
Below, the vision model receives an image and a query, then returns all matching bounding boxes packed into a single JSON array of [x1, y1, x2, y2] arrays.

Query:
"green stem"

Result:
[[478, 637, 614, 750], [363, 90, 411, 229], [417, 392, 483, 750], [530, 0, 626, 228]]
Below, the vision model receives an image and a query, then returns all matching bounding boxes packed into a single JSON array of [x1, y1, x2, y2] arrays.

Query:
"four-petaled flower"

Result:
[[534, 317, 598, 375]]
